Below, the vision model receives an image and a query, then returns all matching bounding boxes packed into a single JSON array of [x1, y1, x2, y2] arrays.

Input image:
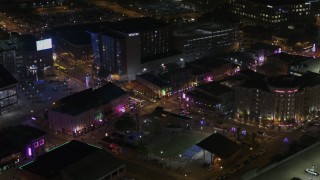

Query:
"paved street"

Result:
[[254, 142, 320, 180]]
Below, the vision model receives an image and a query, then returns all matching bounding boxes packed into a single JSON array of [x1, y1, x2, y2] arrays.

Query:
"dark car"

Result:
[[217, 174, 230, 180], [243, 159, 251, 165]]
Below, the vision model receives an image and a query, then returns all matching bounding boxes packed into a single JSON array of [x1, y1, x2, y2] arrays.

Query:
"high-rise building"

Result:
[[89, 17, 173, 80], [0, 64, 18, 115], [174, 22, 238, 62], [0, 40, 17, 73]]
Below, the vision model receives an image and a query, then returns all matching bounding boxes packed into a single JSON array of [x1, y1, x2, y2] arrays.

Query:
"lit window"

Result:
[[34, 142, 39, 148], [39, 139, 44, 145]]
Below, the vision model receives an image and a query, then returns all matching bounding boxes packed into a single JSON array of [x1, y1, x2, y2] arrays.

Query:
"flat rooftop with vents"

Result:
[[20, 140, 126, 180]]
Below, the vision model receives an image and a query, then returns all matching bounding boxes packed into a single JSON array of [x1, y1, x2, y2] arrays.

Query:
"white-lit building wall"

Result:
[[183, 27, 237, 62], [230, 0, 311, 24]]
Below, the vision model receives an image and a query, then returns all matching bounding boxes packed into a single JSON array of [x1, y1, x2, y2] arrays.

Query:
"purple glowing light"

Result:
[[118, 106, 125, 113], [231, 127, 236, 132], [31, 117, 36, 120], [312, 43, 316, 53], [283, 137, 289, 143], [206, 76, 213, 82], [200, 120, 206, 125], [241, 130, 247, 135], [27, 147, 32, 157]]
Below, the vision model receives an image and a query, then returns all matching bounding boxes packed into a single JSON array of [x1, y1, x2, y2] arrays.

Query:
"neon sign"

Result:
[[27, 147, 32, 157]]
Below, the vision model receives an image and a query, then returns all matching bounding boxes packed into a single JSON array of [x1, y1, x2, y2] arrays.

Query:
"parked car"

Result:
[[217, 174, 230, 180], [305, 168, 319, 176]]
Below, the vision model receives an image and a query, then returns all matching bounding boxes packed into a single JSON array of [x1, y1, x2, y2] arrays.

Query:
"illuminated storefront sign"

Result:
[[274, 89, 298, 93], [128, 33, 139, 37]]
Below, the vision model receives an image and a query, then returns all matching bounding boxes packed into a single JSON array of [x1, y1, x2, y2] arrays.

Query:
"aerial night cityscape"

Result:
[[3, 0, 320, 180]]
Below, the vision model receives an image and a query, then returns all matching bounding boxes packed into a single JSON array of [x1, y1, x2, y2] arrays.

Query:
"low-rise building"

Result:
[[20, 140, 126, 180], [186, 57, 234, 86], [136, 73, 172, 98], [48, 83, 128, 136], [0, 125, 46, 172], [234, 70, 320, 123], [267, 52, 320, 75], [186, 82, 234, 115]]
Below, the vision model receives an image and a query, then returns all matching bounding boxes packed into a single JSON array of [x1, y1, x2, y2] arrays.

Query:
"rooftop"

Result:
[[21, 141, 123, 179], [268, 52, 311, 65], [186, 91, 220, 104], [17, 34, 37, 51], [107, 17, 169, 33], [238, 69, 266, 81], [188, 57, 230, 69], [137, 73, 171, 88], [245, 0, 306, 6], [0, 125, 46, 158], [0, 39, 15, 51], [249, 42, 280, 52], [0, 64, 18, 88], [239, 71, 320, 91], [185, 57, 230, 76], [174, 21, 231, 39], [52, 83, 127, 115], [196, 133, 240, 159], [197, 82, 233, 96], [62, 150, 125, 180], [58, 31, 91, 46], [298, 71, 320, 88]]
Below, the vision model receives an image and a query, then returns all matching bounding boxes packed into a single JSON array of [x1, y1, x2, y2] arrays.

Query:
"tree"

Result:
[[236, 127, 242, 140], [97, 68, 108, 78], [149, 119, 162, 135], [114, 113, 135, 132], [136, 141, 149, 159]]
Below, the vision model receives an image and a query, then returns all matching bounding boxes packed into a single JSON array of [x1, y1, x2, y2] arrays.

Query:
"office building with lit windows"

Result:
[[174, 22, 238, 62], [0, 0, 70, 8], [89, 17, 173, 80], [234, 70, 320, 123], [0, 64, 18, 115], [229, 0, 312, 25]]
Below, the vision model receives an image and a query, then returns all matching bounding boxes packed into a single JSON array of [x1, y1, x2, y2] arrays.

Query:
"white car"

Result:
[[305, 168, 319, 176]]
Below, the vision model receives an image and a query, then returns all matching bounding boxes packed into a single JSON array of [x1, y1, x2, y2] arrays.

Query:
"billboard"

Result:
[[36, 38, 52, 51]]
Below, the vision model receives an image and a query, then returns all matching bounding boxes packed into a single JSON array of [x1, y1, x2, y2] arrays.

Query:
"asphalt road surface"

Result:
[[254, 142, 320, 180]]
